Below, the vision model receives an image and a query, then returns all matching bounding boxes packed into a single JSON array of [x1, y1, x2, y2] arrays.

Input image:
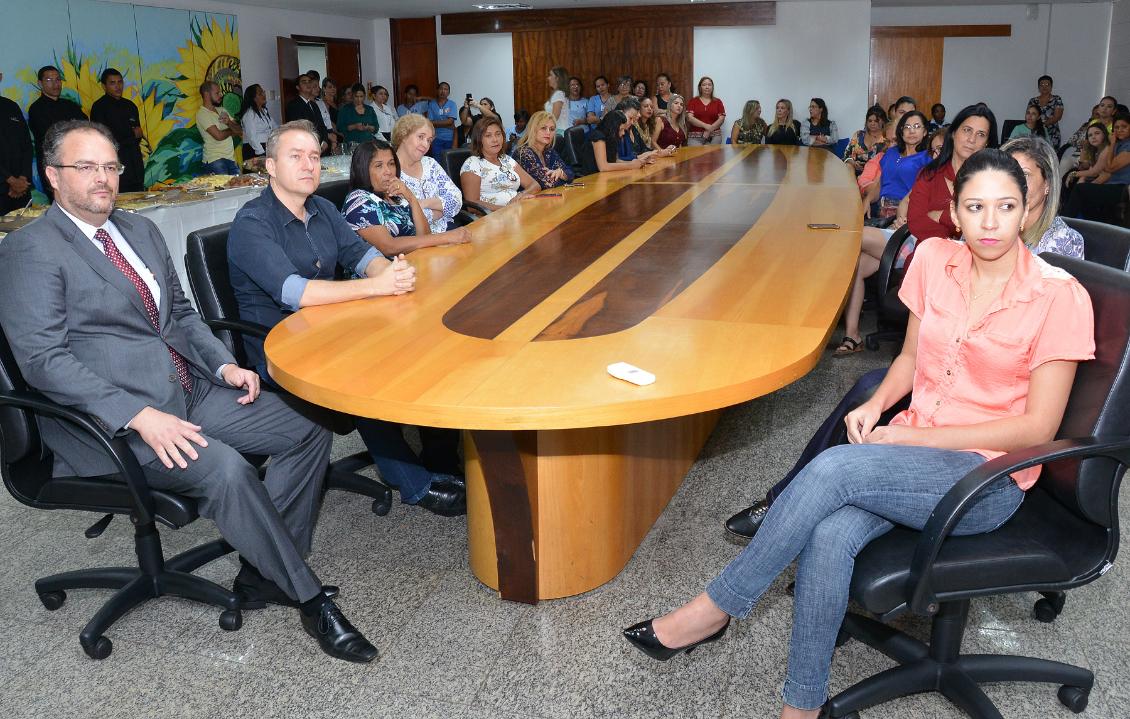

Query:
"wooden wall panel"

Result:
[[442, 2, 774, 34], [868, 36, 944, 117], [391, 17, 439, 108], [512, 27, 694, 123]]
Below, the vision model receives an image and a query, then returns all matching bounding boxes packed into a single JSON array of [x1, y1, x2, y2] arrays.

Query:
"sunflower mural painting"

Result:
[[0, 0, 240, 189]]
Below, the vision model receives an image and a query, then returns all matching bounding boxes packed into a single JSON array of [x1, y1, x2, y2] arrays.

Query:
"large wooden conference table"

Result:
[[266, 144, 862, 603]]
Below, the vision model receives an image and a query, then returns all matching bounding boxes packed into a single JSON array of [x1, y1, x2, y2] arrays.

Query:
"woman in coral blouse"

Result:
[[623, 148, 1095, 719]]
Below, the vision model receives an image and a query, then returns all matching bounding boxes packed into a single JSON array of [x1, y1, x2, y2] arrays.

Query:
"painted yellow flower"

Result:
[[59, 54, 104, 118], [137, 90, 177, 162], [172, 16, 241, 124]]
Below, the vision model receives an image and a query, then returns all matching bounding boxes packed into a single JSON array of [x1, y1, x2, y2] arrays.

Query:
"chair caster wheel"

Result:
[[82, 635, 113, 660], [1033, 592, 1066, 623], [371, 495, 391, 516], [1058, 685, 1089, 713], [835, 628, 852, 647], [39, 590, 66, 610], [219, 609, 243, 631]]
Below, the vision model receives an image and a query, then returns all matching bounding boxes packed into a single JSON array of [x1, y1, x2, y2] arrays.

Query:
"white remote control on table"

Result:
[[607, 362, 656, 386]]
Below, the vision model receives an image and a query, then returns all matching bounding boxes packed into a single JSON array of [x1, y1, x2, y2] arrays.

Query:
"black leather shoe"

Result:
[[622, 618, 730, 661], [234, 566, 338, 609], [435, 473, 465, 491], [414, 483, 466, 517], [301, 600, 379, 663], [724, 499, 770, 542]]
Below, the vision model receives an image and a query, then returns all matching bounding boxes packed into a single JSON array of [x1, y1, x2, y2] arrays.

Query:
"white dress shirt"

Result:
[[59, 205, 160, 306]]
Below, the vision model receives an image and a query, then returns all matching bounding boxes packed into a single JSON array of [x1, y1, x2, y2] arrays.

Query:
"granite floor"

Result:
[[1, 340, 1128, 719]]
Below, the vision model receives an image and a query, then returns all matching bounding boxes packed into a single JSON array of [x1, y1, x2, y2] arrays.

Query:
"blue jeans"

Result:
[[203, 158, 239, 175], [354, 418, 461, 504], [707, 443, 1024, 710]]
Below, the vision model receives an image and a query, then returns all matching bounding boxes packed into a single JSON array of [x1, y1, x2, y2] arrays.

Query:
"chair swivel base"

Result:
[[326, 451, 393, 516], [35, 537, 242, 660], [824, 601, 1093, 719]]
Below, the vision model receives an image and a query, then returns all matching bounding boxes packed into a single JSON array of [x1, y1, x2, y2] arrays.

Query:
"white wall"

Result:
[[1108, 0, 1130, 103], [130, 0, 393, 121], [874, 3, 1111, 143], [696, 0, 872, 141], [435, 24, 516, 128]]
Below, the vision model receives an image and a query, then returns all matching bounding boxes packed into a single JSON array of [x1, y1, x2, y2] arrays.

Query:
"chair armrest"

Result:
[[463, 200, 492, 217], [906, 435, 1130, 616], [0, 389, 157, 525], [202, 318, 269, 340]]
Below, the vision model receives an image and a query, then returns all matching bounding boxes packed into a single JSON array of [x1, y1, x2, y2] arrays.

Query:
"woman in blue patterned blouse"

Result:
[[343, 139, 470, 257], [1001, 136, 1083, 259]]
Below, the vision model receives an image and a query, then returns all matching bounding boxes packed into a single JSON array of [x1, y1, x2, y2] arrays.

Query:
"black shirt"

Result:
[[764, 120, 802, 146], [90, 95, 141, 149], [28, 95, 87, 157], [0, 97, 33, 183]]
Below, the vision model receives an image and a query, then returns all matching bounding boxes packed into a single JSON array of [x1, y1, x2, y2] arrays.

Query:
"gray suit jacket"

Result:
[[0, 204, 236, 476]]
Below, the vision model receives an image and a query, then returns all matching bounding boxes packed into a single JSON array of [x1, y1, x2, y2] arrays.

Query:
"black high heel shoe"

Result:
[[622, 617, 730, 661]]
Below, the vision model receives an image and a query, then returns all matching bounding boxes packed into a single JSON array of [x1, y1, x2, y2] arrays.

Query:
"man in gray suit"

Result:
[[0, 120, 377, 663]]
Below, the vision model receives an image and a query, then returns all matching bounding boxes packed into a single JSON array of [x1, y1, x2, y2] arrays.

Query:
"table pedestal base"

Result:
[[467, 411, 719, 602]]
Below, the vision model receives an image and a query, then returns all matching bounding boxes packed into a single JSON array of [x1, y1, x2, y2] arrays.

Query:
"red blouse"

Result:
[[907, 160, 958, 240], [656, 116, 687, 148], [687, 97, 725, 138]]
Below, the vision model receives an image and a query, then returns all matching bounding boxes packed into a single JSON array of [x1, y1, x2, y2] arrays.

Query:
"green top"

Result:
[[337, 103, 379, 143]]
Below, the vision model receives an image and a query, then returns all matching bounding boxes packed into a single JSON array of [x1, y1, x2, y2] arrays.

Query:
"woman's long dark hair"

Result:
[[349, 139, 400, 195], [952, 148, 1027, 206], [921, 103, 999, 179], [597, 110, 628, 140], [894, 110, 929, 154], [239, 84, 267, 121], [809, 97, 829, 127]]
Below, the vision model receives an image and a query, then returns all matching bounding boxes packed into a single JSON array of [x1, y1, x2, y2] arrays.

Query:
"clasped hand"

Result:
[[375, 254, 416, 295], [845, 400, 914, 445]]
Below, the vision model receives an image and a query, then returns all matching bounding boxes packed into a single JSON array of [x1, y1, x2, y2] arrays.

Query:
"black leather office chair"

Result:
[[1063, 217, 1130, 271], [825, 254, 1130, 718], [439, 147, 490, 225], [313, 179, 351, 211], [184, 223, 392, 515], [564, 125, 588, 176], [553, 133, 567, 159], [864, 226, 913, 351], [999, 119, 1024, 142], [0, 329, 243, 660]]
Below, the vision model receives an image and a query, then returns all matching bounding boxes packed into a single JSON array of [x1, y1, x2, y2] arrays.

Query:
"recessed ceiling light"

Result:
[[473, 3, 532, 8]]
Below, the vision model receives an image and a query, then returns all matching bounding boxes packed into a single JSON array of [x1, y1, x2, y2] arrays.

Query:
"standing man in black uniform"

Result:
[[90, 68, 145, 192], [27, 65, 86, 199], [0, 70, 34, 214]]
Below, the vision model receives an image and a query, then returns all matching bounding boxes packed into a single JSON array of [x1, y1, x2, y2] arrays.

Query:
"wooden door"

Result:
[[326, 40, 361, 90], [391, 18, 438, 107], [868, 36, 943, 114], [277, 36, 299, 121]]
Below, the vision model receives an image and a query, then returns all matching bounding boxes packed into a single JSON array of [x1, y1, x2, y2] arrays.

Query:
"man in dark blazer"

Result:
[[284, 74, 331, 152], [0, 120, 377, 664]]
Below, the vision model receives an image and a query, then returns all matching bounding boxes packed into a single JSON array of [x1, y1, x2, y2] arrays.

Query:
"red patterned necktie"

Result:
[[94, 228, 193, 392]]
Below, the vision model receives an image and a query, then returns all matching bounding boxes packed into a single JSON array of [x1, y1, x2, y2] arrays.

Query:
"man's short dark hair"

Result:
[[514, 109, 530, 123], [42, 120, 118, 168], [100, 68, 123, 84], [199, 80, 218, 99], [37, 65, 60, 82], [305, 69, 320, 81], [405, 84, 418, 94]]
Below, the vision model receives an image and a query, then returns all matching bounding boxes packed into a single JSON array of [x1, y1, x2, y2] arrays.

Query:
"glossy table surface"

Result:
[[266, 145, 862, 429]]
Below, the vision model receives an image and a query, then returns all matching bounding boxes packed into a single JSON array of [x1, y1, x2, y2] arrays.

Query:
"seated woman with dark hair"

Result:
[[461, 117, 541, 210], [1068, 123, 1111, 187], [862, 110, 930, 220], [343, 138, 470, 257], [567, 77, 589, 128], [653, 94, 688, 149], [842, 105, 887, 176], [629, 97, 674, 160], [908, 103, 997, 241], [512, 110, 575, 189], [337, 83, 379, 144], [626, 151, 1095, 719], [1062, 113, 1130, 224], [800, 97, 838, 149], [1008, 104, 1047, 141], [763, 99, 801, 145], [459, 96, 500, 147], [581, 109, 651, 174]]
